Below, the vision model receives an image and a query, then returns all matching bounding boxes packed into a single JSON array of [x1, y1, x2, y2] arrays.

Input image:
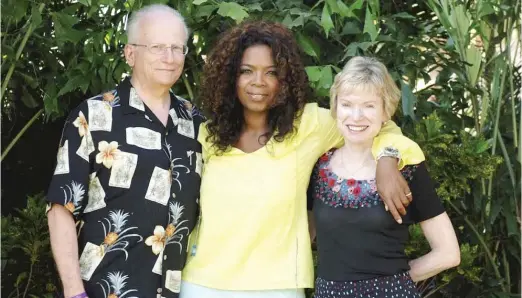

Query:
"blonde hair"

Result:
[[329, 56, 400, 120]]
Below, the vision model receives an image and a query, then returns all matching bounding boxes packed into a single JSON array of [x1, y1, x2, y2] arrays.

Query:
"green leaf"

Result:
[[31, 4, 43, 28], [217, 2, 249, 23], [11, 0, 29, 23], [296, 32, 319, 58], [52, 12, 79, 28], [326, 0, 340, 14], [194, 5, 217, 18], [318, 66, 333, 90], [474, 139, 490, 153], [78, 0, 92, 5], [400, 80, 416, 119], [504, 209, 518, 237], [51, 12, 85, 43], [283, 15, 304, 29], [392, 12, 415, 19], [321, 4, 335, 37], [363, 5, 378, 41], [490, 202, 502, 225], [247, 3, 263, 12], [337, 0, 360, 20], [305, 66, 322, 82], [289, 8, 312, 18], [17, 72, 39, 89], [342, 43, 359, 60], [57, 75, 86, 97], [367, 0, 380, 16], [477, 2, 495, 18], [342, 21, 362, 35], [193, 0, 208, 5], [282, 14, 293, 27], [21, 89, 39, 108]]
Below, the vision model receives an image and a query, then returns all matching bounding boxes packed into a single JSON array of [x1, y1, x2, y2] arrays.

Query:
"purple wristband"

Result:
[[70, 292, 88, 298]]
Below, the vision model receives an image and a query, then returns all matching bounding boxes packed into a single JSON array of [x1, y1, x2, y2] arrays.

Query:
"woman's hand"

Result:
[[376, 157, 412, 224]]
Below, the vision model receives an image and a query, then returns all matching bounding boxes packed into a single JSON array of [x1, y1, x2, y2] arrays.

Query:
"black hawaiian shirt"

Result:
[[46, 77, 204, 298]]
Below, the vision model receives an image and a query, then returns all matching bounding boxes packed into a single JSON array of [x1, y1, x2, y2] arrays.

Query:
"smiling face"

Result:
[[124, 12, 187, 89], [336, 88, 387, 146], [236, 44, 280, 114]]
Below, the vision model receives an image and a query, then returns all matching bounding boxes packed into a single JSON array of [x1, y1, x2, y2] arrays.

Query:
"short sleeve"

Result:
[[408, 162, 445, 223], [297, 103, 342, 154], [371, 121, 425, 169], [46, 102, 95, 220], [197, 122, 211, 163]]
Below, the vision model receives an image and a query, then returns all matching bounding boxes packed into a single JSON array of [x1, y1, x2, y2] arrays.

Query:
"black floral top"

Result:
[[307, 149, 445, 281], [46, 77, 204, 297]]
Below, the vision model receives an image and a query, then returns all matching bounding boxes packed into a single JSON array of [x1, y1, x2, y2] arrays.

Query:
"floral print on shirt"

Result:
[[47, 77, 204, 297]]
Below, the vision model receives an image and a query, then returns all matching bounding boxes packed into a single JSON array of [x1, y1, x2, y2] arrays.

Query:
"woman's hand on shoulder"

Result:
[[376, 157, 412, 224]]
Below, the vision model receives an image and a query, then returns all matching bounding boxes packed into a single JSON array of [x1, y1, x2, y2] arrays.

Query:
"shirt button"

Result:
[[164, 254, 167, 260]]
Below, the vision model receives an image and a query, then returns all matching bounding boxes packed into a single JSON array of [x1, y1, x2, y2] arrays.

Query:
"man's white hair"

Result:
[[126, 4, 189, 44]]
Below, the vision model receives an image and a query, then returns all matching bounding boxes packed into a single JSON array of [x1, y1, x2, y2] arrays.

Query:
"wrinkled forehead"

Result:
[[138, 14, 187, 44]]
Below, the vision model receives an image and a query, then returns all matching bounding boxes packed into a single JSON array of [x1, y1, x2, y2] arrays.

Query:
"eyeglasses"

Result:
[[130, 43, 189, 56]]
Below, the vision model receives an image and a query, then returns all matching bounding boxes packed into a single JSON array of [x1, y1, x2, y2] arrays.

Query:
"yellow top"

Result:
[[182, 103, 424, 290]]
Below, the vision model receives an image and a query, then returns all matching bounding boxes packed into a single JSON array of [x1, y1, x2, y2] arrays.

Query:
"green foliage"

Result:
[[412, 113, 502, 202], [1, 194, 58, 298]]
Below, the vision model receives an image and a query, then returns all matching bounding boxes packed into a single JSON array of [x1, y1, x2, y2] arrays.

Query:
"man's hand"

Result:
[[376, 157, 412, 224]]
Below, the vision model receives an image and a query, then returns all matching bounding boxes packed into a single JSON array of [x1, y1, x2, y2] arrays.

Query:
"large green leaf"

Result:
[[400, 80, 416, 119], [30, 4, 43, 28], [337, 0, 360, 20], [57, 75, 86, 97], [318, 66, 333, 90], [217, 2, 249, 23], [321, 4, 335, 37], [51, 12, 85, 43], [305, 66, 322, 83], [296, 32, 320, 58], [363, 5, 378, 42], [282, 14, 304, 29]]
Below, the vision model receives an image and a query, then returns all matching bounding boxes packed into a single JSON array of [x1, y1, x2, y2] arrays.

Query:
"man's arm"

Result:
[[46, 102, 94, 297], [48, 205, 85, 297]]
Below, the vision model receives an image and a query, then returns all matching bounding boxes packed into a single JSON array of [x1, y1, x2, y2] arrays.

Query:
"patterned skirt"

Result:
[[314, 272, 420, 298]]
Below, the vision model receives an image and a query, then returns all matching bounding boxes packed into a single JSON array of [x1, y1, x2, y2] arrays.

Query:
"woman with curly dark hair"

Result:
[[180, 21, 425, 298]]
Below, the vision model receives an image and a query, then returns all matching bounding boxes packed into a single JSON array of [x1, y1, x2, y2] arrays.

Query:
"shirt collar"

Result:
[[117, 76, 178, 115]]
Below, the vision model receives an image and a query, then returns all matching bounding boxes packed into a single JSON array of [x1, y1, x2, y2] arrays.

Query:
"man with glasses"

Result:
[[46, 4, 204, 298]]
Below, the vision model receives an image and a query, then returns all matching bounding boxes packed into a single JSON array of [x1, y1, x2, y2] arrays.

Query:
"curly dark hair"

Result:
[[200, 20, 310, 154]]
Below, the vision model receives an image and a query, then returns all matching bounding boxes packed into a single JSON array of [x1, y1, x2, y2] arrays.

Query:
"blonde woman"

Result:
[[308, 56, 460, 298]]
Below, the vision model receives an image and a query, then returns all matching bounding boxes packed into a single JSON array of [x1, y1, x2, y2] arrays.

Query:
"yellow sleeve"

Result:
[[301, 103, 343, 152], [197, 122, 211, 163], [371, 121, 425, 169]]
